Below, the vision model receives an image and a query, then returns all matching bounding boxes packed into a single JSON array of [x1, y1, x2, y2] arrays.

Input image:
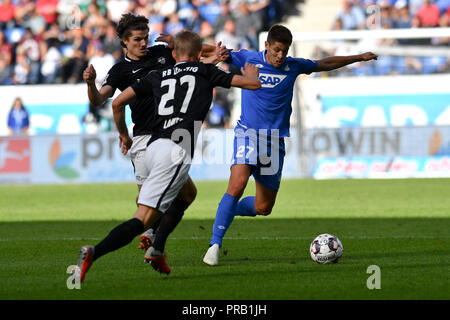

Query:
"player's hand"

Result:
[[156, 33, 174, 49], [360, 52, 378, 61], [241, 62, 259, 79], [215, 41, 229, 62], [118, 134, 132, 155], [83, 64, 96, 85]]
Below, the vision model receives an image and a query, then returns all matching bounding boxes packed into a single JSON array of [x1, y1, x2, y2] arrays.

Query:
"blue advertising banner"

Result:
[[321, 93, 450, 127]]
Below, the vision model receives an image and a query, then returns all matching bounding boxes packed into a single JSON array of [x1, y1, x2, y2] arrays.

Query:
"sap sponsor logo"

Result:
[[259, 73, 287, 88], [0, 138, 30, 173]]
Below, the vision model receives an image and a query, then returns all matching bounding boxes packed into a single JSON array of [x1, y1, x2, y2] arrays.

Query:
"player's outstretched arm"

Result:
[[84, 64, 114, 107], [231, 62, 261, 90], [315, 52, 378, 72], [201, 42, 230, 64], [112, 87, 136, 155]]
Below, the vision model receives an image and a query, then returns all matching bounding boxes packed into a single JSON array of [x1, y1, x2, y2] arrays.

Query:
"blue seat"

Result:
[[421, 56, 447, 74], [60, 44, 74, 58], [4, 27, 25, 44], [373, 55, 393, 75], [395, 56, 408, 74]]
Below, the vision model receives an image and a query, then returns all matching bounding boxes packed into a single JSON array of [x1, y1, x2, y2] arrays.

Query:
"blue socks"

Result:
[[210, 194, 258, 247], [235, 196, 258, 217], [210, 193, 238, 247]]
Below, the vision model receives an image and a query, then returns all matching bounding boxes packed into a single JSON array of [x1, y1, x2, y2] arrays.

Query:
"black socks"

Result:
[[93, 218, 144, 261], [151, 199, 190, 253]]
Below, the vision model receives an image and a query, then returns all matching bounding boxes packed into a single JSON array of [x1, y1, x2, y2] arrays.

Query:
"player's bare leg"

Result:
[[254, 180, 278, 216]]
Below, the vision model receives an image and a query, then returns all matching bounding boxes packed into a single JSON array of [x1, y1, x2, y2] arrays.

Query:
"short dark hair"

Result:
[[116, 13, 149, 48], [267, 24, 292, 46], [174, 30, 202, 58]]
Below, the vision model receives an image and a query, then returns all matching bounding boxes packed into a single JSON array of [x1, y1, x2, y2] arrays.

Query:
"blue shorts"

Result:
[[231, 124, 285, 191]]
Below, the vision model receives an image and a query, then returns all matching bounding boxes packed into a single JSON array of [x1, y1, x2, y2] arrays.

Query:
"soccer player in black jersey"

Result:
[[73, 30, 260, 280], [82, 14, 226, 256]]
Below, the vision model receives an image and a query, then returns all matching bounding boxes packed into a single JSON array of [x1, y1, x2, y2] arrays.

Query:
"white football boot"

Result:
[[203, 244, 220, 266]]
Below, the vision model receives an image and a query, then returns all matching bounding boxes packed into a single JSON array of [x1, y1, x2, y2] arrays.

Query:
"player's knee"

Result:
[[179, 181, 197, 204], [227, 179, 248, 198], [255, 203, 273, 216], [185, 183, 197, 204]]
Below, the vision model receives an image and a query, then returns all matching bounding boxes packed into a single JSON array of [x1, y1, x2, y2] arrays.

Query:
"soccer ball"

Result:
[[310, 234, 343, 264]]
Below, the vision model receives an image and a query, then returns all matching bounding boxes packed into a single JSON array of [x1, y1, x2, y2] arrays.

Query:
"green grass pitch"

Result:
[[0, 178, 449, 300]]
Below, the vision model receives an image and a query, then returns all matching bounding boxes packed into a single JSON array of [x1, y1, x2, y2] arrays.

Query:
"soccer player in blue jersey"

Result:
[[203, 24, 378, 265]]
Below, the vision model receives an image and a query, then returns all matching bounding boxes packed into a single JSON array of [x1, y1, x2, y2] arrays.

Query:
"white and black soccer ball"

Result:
[[310, 234, 343, 264]]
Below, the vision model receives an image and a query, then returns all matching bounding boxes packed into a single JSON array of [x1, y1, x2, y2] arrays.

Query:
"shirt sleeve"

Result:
[[206, 64, 234, 89], [293, 58, 318, 75], [102, 65, 120, 91], [228, 49, 251, 69]]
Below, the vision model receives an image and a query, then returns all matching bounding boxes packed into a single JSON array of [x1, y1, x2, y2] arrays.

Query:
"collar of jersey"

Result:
[[124, 54, 144, 63]]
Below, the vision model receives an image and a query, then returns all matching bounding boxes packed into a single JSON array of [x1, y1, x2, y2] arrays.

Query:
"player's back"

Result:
[[133, 61, 233, 155]]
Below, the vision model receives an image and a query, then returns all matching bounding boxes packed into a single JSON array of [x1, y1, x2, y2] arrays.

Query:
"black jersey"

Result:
[[102, 45, 175, 136], [132, 61, 234, 156]]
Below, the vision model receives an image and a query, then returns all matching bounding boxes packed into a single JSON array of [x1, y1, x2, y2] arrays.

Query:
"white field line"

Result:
[[0, 235, 448, 242]]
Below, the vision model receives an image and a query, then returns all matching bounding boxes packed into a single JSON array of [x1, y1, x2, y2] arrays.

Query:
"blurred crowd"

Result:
[[332, 0, 450, 30], [310, 0, 450, 77], [0, 0, 294, 86]]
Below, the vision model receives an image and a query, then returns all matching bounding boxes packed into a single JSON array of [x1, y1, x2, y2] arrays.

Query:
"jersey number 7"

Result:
[[158, 75, 196, 116]]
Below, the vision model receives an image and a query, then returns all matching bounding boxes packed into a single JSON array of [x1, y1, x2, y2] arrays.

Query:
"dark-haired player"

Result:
[[73, 30, 260, 280], [83, 13, 225, 252], [203, 24, 378, 266]]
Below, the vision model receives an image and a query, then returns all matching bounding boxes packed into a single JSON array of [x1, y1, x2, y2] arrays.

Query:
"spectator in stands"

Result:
[[205, 86, 233, 129], [0, 0, 17, 30], [334, 0, 366, 30], [40, 38, 62, 83], [164, 13, 185, 36], [0, 30, 12, 66], [35, 0, 59, 26], [84, 1, 109, 39], [87, 41, 115, 85], [0, 30, 12, 84], [13, 46, 31, 84], [102, 22, 123, 61], [199, 20, 215, 44], [215, 19, 249, 50], [393, 0, 413, 28], [416, 0, 441, 27], [7, 97, 29, 135], [23, 6, 46, 35], [106, 0, 133, 24], [18, 28, 41, 84], [246, 0, 271, 30], [436, 6, 450, 44], [234, 2, 262, 50], [378, 1, 395, 28], [213, 0, 232, 32], [15, 0, 36, 27], [184, 7, 203, 34], [196, 0, 222, 26], [61, 27, 89, 83]]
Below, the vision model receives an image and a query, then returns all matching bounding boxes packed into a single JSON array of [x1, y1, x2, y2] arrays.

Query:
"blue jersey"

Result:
[[229, 49, 317, 137]]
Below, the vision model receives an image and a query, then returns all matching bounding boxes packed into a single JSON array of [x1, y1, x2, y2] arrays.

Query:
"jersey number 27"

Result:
[[158, 75, 196, 116]]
